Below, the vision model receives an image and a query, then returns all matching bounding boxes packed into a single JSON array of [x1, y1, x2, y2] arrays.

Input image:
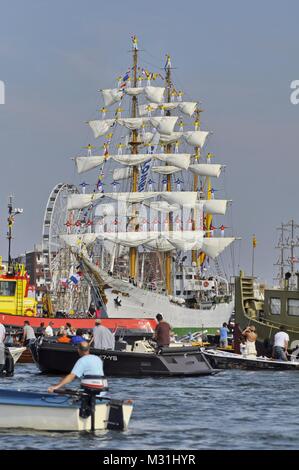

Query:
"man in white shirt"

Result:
[[45, 321, 55, 337], [48, 342, 104, 393], [22, 321, 36, 346], [0, 322, 5, 344], [273, 325, 289, 361], [91, 320, 115, 350]]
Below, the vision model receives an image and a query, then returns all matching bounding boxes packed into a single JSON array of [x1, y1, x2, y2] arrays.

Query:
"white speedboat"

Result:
[[0, 388, 133, 431], [202, 348, 299, 370]]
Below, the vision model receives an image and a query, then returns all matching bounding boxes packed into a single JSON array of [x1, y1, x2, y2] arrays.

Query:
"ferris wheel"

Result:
[[42, 183, 78, 285], [42, 183, 91, 313]]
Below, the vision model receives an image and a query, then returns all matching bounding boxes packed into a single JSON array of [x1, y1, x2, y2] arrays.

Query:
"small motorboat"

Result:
[[30, 338, 219, 377], [0, 386, 133, 431], [202, 348, 299, 370], [8, 347, 26, 365]]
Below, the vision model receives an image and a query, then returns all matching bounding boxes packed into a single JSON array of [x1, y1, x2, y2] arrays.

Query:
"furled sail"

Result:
[[154, 153, 191, 170], [99, 231, 158, 248], [189, 164, 222, 178], [201, 237, 235, 258], [111, 154, 151, 166], [101, 89, 123, 107], [117, 117, 148, 130], [144, 236, 174, 252], [159, 132, 183, 144], [104, 192, 159, 203], [167, 231, 204, 251], [112, 167, 133, 181], [138, 102, 197, 117], [179, 102, 197, 117], [97, 230, 204, 251], [75, 156, 107, 174], [150, 116, 178, 135], [200, 199, 228, 215], [184, 130, 209, 148], [125, 87, 144, 96], [161, 191, 197, 207], [88, 119, 115, 138], [151, 165, 181, 175], [144, 86, 165, 103], [145, 200, 180, 213], [67, 193, 104, 210]]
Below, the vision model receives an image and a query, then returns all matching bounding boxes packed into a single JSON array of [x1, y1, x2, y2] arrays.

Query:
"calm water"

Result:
[[0, 363, 298, 450]]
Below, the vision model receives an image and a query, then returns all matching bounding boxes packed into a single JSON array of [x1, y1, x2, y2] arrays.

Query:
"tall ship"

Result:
[[47, 36, 237, 332], [235, 220, 299, 349]]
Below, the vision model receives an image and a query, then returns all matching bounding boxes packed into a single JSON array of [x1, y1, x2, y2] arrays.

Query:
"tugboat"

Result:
[[235, 221, 299, 352], [235, 271, 299, 352]]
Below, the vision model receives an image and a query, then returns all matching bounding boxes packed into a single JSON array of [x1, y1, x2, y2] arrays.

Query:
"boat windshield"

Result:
[[0, 281, 16, 296]]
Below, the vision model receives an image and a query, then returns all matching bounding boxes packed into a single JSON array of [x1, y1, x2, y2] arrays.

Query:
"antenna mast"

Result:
[[7, 195, 23, 273], [274, 220, 299, 287]]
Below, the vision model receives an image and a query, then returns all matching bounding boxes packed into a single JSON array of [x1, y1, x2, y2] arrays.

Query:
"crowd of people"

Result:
[[219, 321, 292, 361], [0, 315, 296, 364]]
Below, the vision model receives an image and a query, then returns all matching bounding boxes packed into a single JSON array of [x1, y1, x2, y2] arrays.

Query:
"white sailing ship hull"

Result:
[[105, 286, 233, 329]]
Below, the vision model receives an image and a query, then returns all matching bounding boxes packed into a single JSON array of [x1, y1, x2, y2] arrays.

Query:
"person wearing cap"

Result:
[[154, 314, 171, 348], [242, 325, 257, 358], [90, 320, 115, 350], [48, 341, 104, 393], [45, 321, 55, 337]]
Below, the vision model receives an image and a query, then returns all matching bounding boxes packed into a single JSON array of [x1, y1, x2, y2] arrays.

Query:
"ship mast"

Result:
[[289, 219, 299, 281], [274, 220, 299, 287], [274, 223, 287, 286], [129, 37, 139, 282], [191, 107, 202, 265], [165, 54, 172, 295]]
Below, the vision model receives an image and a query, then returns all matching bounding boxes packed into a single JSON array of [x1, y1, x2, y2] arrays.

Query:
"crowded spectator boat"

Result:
[[30, 338, 218, 377], [201, 347, 299, 370]]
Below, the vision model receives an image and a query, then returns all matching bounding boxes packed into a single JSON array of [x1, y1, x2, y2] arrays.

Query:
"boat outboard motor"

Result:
[[0, 346, 14, 377], [79, 376, 108, 431], [79, 376, 125, 431]]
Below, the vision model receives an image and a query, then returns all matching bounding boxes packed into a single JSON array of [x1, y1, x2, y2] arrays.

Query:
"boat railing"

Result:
[[243, 311, 299, 335]]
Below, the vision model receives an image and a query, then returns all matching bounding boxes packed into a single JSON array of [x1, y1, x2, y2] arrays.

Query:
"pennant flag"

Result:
[[252, 234, 257, 248]]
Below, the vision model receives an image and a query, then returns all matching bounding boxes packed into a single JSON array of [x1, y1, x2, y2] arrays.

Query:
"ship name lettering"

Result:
[[100, 355, 117, 361]]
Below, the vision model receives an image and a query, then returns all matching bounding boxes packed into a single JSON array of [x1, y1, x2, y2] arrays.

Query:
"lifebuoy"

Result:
[[203, 281, 209, 288], [24, 308, 34, 316]]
